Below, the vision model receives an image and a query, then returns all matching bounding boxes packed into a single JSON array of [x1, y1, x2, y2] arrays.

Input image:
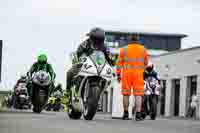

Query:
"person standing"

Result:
[[116, 34, 149, 121], [190, 93, 198, 118]]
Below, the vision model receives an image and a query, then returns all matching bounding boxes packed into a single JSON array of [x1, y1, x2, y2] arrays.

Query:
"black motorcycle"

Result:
[[31, 70, 52, 113], [143, 77, 160, 120]]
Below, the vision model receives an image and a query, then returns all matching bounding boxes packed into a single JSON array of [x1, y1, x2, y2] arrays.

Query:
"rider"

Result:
[[66, 27, 113, 97], [13, 74, 27, 91], [144, 61, 160, 83], [26, 54, 56, 98], [12, 74, 28, 108], [143, 61, 160, 117]]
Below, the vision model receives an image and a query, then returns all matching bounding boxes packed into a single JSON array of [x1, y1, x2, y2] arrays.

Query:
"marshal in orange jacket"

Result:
[[116, 42, 149, 96]]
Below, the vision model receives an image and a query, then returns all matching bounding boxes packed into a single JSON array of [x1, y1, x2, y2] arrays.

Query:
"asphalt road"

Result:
[[0, 109, 199, 133]]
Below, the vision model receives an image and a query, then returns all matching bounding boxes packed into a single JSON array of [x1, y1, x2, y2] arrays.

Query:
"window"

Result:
[[160, 80, 166, 115], [105, 34, 129, 48], [105, 35, 115, 42], [188, 76, 197, 96], [172, 79, 180, 116]]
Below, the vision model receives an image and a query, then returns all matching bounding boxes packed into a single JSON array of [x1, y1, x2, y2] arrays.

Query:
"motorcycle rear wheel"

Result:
[[33, 105, 43, 113], [150, 96, 157, 120]]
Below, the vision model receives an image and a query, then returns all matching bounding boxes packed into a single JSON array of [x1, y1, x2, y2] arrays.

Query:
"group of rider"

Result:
[[13, 27, 160, 120]]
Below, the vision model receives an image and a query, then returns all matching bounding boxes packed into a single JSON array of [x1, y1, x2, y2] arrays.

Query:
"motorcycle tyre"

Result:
[[33, 105, 43, 113], [150, 96, 157, 120], [83, 86, 101, 120]]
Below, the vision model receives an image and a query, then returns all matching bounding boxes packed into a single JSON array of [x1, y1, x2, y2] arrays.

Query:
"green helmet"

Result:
[[37, 54, 47, 63]]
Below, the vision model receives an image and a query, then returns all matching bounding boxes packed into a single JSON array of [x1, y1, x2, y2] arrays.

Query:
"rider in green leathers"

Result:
[[26, 54, 56, 98]]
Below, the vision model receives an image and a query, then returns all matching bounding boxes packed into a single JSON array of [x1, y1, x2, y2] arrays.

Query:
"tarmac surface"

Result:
[[0, 109, 199, 133]]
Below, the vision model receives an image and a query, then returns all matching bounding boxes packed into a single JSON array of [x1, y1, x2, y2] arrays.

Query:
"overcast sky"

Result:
[[0, 0, 200, 90]]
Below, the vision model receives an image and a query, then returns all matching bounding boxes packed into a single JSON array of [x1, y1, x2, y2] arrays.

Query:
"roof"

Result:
[[109, 47, 169, 56], [105, 29, 187, 38], [151, 46, 200, 57], [148, 49, 169, 56]]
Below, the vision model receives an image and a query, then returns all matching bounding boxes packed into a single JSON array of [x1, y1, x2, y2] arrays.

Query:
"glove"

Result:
[[117, 74, 121, 82], [112, 73, 116, 77]]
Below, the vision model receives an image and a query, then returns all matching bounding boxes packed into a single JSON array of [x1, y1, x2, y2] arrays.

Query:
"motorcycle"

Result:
[[14, 83, 31, 109], [31, 70, 52, 113], [143, 77, 160, 120], [6, 95, 13, 108], [67, 50, 113, 120]]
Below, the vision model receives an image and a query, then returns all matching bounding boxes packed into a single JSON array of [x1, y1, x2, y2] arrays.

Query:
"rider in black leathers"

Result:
[[143, 62, 160, 83], [66, 27, 113, 96], [142, 62, 160, 118]]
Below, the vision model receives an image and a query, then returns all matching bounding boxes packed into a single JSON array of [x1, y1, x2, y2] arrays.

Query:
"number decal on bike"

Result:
[[106, 68, 112, 74], [81, 57, 87, 62], [84, 63, 92, 70]]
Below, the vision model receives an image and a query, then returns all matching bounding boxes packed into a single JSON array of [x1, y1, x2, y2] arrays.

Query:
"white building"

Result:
[[151, 46, 200, 118]]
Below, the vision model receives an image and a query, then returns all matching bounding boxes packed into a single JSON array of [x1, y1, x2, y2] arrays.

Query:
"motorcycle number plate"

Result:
[[19, 95, 26, 98]]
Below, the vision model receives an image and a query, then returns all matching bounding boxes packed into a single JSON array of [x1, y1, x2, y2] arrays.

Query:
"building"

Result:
[[103, 30, 187, 116], [150, 46, 200, 118], [104, 30, 187, 71], [105, 30, 186, 53]]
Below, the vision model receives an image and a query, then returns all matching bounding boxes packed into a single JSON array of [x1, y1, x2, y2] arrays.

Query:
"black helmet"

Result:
[[87, 27, 105, 43], [146, 61, 154, 72]]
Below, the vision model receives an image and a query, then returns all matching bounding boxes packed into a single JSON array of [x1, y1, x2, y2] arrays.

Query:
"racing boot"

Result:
[[141, 111, 147, 120], [65, 89, 71, 111], [49, 82, 55, 96], [26, 82, 32, 100], [135, 112, 144, 121]]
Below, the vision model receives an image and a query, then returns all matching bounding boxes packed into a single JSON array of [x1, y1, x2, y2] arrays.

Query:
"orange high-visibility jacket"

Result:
[[116, 43, 149, 92]]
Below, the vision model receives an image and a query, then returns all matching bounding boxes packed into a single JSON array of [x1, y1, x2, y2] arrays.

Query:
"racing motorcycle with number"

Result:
[[67, 50, 113, 120]]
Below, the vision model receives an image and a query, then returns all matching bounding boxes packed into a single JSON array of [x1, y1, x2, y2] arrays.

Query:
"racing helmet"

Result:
[[87, 27, 105, 44], [146, 61, 154, 72], [37, 54, 47, 64]]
